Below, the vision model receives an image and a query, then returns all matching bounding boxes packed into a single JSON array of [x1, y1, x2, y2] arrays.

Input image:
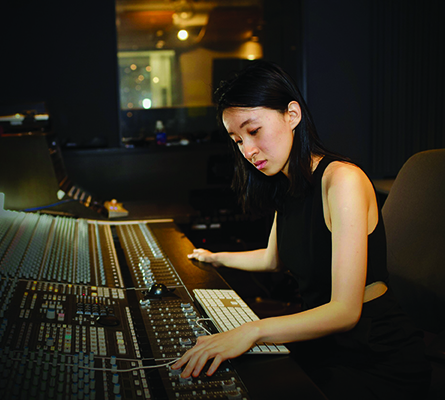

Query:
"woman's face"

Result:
[[222, 103, 301, 177]]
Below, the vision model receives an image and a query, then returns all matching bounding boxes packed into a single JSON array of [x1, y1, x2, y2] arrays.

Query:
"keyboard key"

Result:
[[193, 289, 289, 355]]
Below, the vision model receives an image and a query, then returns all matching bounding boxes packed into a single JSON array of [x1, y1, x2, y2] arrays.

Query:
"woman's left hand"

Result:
[[171, 323, 259, 378]]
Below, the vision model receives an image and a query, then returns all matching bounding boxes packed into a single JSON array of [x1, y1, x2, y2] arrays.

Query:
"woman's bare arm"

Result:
[[188, 213, 280, 272]]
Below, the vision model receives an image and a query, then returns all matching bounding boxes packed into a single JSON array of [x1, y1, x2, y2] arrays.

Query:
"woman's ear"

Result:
[[287, 101, 302, 130]]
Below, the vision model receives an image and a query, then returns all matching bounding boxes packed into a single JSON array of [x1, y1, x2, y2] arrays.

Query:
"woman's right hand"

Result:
[[187, 249, 222, 267]]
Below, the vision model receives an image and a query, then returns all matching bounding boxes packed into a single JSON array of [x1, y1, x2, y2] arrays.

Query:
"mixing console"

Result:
[[0, 194, 252, 400]]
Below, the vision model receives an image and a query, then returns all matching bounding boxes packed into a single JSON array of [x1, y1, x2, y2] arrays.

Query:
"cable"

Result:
[[77, 358, 181, 373], [22, 199, 77, 212], [9, 356, 181, 373], [7, 319, 215, 374], [196, 317, 214, 336]]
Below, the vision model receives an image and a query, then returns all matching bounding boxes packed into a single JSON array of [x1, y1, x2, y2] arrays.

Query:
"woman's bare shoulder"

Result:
[[323, 160, 371, 190]]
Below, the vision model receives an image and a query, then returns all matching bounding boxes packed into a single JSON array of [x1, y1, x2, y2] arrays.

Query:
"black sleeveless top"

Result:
[[276, 156, 389, 310]]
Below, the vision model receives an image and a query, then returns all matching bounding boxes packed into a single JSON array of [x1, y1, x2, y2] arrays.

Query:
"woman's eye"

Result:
[[249, 128, 260, 135], [235, 139, 243, 145]]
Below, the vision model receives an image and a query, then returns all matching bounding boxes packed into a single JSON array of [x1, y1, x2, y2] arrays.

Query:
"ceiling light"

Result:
[[177, 30, 189, 41]]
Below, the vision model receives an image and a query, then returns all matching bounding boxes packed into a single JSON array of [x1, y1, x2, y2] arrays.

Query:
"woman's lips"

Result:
[[254, 160, 267, 170]]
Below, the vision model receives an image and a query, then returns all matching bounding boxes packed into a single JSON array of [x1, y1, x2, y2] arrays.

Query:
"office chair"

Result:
[[382, 148, 445, 398]]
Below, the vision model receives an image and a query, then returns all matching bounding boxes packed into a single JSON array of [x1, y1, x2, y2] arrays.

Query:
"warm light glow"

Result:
[[153, 77, 160, 84], [145, 66, 152, 72], [138, 75, 144, 81], [127, 102, 134, 108], [142, 98, 152, 109], [130, 64, 137, 70], [241, 40, 263, 61], [177, 29, 189, 41]]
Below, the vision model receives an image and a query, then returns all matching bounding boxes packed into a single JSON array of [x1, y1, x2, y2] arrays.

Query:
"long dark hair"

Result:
[[214, 60, 341, 214]]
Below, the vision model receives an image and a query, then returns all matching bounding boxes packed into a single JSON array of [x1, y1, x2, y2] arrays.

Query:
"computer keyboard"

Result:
[[193, 288, 289, 354]]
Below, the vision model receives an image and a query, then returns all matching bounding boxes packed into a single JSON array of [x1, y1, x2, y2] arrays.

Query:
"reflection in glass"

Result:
[[116, 0, 264, 144], [118, 50, 175, 109]]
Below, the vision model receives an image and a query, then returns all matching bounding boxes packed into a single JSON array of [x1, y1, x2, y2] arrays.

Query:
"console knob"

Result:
[[46, 308, 56, 319], [221, 380, 237, 392], [114, 383, 121, 394]]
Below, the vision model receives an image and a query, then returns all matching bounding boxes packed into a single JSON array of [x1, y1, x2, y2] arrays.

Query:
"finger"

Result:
[[206, 353, 224, 376], [187, 249, 203, 259], [191, 350, 213, 377], [172, 334, 212, 370], [171, 357, 185, 370], [172, 340, 205, 369], [171, 351, 191, 370], [181, 350, 209, 378], [187, 249, 198, 257]]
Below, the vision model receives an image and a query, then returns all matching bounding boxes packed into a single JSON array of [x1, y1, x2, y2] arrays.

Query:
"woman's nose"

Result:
[[243, 141, 258, 160]]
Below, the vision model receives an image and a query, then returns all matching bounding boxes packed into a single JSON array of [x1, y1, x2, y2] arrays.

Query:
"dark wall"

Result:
[[0, 1, 120, 148], [302, 0, 445, 176], [370, 0, 445, 176], [262, 0, 304, 92], [303, 0, 373, 170]]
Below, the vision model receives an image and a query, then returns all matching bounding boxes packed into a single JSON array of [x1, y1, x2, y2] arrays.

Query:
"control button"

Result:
[[226, 391, 243, 400], [179, 376, 193, 385], [184, 311, 197, 318], [168, 366, 181, 376], [113, 383, 121, 394], [46, 308, 56, 319], [179, 338, 192, 346], [221, 380, 237, 392]]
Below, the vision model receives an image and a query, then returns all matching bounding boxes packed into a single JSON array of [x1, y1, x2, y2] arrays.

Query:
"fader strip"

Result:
[[0, 206, 250, 400]]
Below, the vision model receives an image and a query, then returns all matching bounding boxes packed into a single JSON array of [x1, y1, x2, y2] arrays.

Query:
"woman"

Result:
[[172, 61, 431, 399]]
